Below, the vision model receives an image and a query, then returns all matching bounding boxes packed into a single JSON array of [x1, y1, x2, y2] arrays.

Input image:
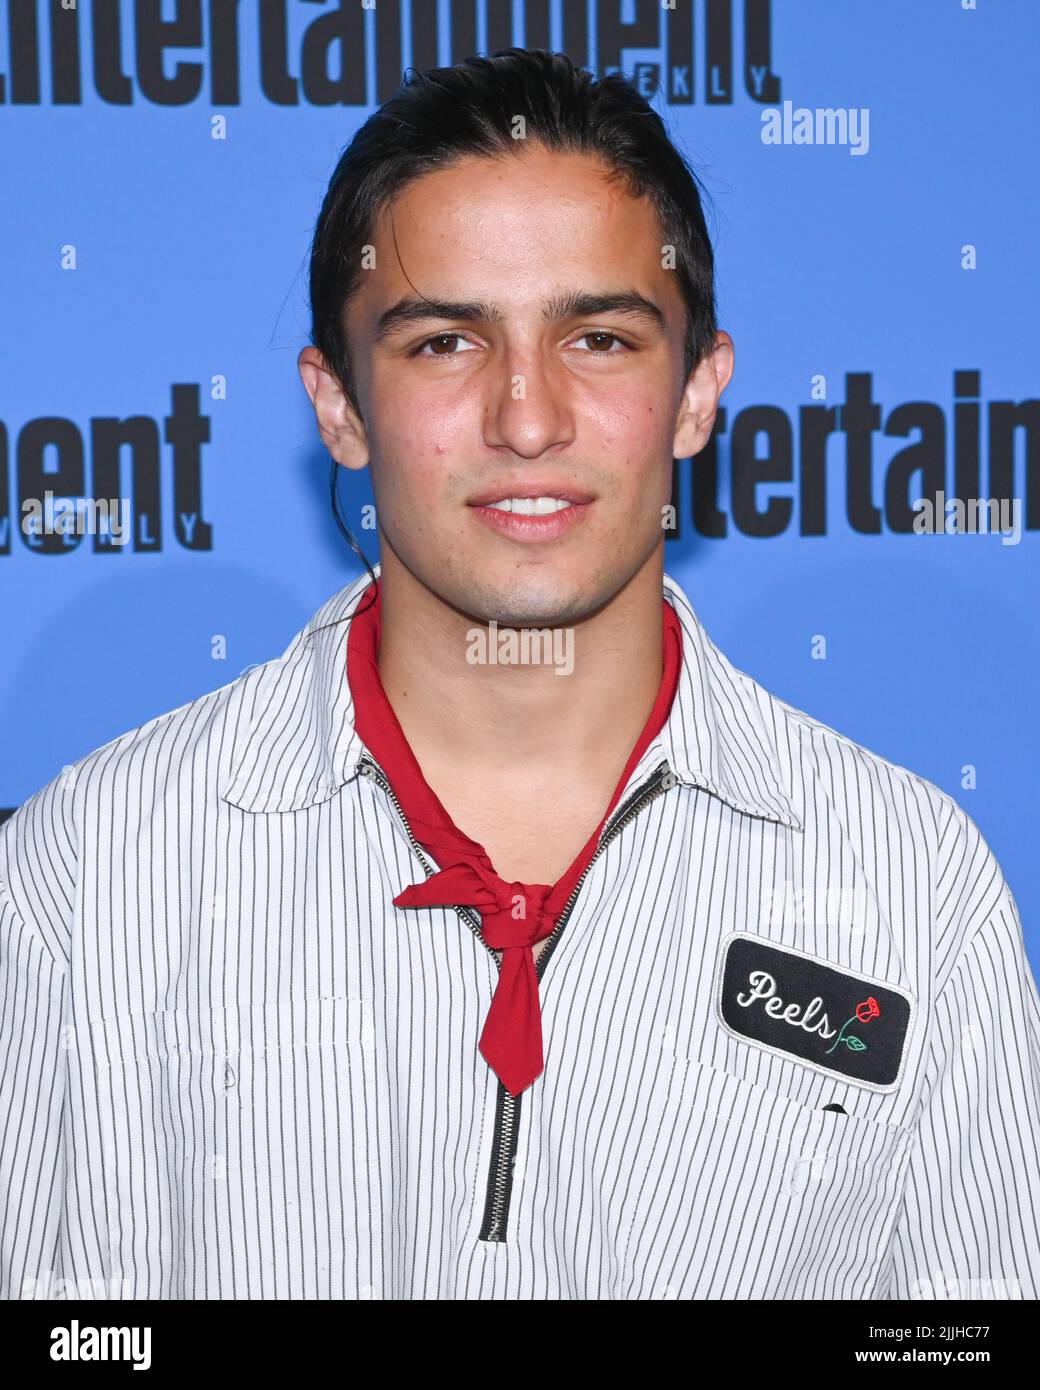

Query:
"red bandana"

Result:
[[346, 579, 683, 1096]]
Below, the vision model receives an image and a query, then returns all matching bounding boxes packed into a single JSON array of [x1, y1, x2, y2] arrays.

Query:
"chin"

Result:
[[449, 567, 609, 630]]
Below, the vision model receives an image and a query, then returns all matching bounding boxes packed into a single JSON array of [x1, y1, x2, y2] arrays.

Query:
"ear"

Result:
[[672, 330, 735, 460], [297, 346, 370, 471]]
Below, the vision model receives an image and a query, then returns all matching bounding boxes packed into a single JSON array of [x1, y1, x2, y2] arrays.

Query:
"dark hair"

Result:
[[304, 47, 718, 595]]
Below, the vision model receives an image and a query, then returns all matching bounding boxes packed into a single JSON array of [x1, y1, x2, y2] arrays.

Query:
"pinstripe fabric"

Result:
[[1, 566, 1037, 1300]]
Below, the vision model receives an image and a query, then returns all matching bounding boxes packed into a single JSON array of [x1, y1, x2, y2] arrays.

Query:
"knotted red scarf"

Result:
[[346, 578, 682, 1096]]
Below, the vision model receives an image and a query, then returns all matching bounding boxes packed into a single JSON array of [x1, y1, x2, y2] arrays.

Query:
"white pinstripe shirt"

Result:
[[2, 566, 1038, 1300]]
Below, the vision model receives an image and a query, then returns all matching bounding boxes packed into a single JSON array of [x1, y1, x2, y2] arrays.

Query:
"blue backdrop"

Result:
[[2, 0, 1037, 972]]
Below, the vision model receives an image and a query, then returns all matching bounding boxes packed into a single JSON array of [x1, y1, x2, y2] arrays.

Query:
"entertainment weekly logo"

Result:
[[2, 0, 781, 107], [0, 371, 1035, 556]]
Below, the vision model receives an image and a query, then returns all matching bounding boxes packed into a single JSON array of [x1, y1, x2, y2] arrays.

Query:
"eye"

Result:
[[414, 333, 477, 357], [570, 331, 632, 354]]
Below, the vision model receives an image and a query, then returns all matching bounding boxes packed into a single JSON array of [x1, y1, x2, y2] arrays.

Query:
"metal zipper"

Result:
[[356, 754, 486, 949], [355, 751, 676, 1244], [477, 758, 675, 1241]]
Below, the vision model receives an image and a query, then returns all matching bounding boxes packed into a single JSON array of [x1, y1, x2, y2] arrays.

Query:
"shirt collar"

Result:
[[218, 563, 804, 832]]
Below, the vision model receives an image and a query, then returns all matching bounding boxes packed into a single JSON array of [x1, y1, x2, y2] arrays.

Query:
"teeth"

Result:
[[485, 496, 573, 515]]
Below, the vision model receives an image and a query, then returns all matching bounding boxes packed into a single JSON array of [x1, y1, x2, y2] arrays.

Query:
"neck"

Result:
[[374, 550, 666, 792]]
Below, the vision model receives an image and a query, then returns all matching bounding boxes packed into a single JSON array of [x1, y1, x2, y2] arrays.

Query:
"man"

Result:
[[2, 49, 1038, 1301]]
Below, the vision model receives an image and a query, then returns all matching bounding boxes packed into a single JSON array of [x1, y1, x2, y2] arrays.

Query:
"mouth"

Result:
[[481, 496, 573, 515], [466, 487, 594, 542]]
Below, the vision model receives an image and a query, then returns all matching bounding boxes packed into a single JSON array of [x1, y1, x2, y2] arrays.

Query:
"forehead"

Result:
[[353, 144, 673, 310]]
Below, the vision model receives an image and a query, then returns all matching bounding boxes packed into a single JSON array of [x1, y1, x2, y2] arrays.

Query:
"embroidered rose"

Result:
[[855, 995, 880, 1025], [825, 996, 881, 1055]]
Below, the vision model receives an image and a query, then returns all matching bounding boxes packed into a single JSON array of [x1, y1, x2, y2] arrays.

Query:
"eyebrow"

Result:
[[373, 289, 667, 341]]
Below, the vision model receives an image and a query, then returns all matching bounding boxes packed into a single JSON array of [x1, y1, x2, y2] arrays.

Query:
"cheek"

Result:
[[374, 447, 454, 518], [593, 387, 671, 447], [369, 412, 448, 477], [599, 401, 674, 483], [380, 403, 465, 466]]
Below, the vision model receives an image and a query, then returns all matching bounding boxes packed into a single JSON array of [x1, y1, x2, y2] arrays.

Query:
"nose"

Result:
[[480, 345, 577, 461]]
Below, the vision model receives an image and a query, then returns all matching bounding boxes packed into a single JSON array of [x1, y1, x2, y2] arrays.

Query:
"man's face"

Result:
[[306, 143, 730, 626]]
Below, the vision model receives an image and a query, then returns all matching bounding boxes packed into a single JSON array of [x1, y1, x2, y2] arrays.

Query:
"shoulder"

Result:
[[0, 572, 371, 955], [765, 685, 1017, 976], [773, 685, 957, 827], [0, 656, 281, 959]]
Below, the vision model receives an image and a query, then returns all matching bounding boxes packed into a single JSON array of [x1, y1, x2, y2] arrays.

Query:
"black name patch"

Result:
[[715, 932, 915, 1091]]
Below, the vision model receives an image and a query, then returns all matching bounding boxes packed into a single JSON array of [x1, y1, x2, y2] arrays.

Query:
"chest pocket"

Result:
[[88, 996, 377, 1298], [618, 1054, 915, 1300]]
